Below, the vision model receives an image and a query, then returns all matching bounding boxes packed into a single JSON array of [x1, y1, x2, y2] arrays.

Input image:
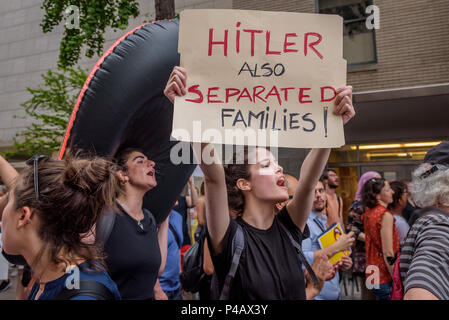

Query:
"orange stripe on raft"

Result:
[[58, 23, 148, 160]]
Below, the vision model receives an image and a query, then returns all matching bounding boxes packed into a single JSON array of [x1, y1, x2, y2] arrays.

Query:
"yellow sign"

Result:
[[318, 223, 351, 264]]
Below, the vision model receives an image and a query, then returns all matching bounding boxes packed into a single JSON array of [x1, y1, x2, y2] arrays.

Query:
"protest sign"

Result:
[[318, 223, 352, 264], [173, 9, 347, 148]]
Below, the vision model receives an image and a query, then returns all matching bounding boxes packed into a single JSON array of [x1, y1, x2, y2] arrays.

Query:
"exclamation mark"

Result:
[[323, 107, 328, 138]]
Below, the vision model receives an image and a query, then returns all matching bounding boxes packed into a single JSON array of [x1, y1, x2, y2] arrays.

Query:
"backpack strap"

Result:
[[53, 280, 115, 300], [219, 224, 245, 300], [169, 222, 181, 249], [96, 208, 116, 246], [278, 221, 319, 285]]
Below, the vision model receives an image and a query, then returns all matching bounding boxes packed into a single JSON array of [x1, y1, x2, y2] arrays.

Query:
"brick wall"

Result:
[[233, 0, 449, 92], [348, 0, 449, 91]]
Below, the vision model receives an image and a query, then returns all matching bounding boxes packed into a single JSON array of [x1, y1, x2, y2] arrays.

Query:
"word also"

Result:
[[222, 108, 316, 132], [208, 22, 323, 59], [186, 85, 337, 106], [238, 62, 285, 77]]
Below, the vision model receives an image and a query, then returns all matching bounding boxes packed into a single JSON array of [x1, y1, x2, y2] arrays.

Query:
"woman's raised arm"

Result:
[[165, 66, 230, 254]]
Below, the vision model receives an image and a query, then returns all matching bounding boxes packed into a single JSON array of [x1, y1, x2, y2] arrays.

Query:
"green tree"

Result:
[[4, 1, 177, 159], [3, 67, 88, 159], [41, 0, 140, 69]]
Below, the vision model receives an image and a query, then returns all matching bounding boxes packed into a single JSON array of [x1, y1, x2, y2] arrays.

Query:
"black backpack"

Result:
[[180, 224, 245, 299], [182, 220, 318, 300], [53, 280, 115, 300]]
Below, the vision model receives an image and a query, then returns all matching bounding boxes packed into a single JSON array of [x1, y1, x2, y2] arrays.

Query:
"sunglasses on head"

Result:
[[419, 164, 448, 179], [25, 155, 49, 201]]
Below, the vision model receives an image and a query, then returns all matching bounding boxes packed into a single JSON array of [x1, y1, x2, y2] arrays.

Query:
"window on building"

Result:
[[318, 0, 377, 65]]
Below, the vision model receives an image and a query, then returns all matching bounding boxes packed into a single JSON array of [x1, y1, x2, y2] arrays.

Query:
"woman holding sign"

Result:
[[165, 66, 355, 300]]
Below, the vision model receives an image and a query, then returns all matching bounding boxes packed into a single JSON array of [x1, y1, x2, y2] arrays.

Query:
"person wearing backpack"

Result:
[[164, 66, 355, 300], [395, 141, 449, 300], [158, 209, 184, 300], [1, 154, 121, 300]]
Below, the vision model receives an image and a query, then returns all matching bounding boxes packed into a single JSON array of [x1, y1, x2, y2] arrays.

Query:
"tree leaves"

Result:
[[41, 0, 140, 69], [3, 67, 88, 159]]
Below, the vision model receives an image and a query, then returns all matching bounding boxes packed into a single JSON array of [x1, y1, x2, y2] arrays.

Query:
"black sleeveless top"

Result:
[[104, 204, 160, 300]]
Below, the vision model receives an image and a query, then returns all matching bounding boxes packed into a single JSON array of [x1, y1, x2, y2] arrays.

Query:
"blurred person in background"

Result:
[[346, 171, 381, 300], [400, 179, 419, 225], [321, 169, 344, 228], [362, 178, 399, 300], [388, 181, 410, 247]]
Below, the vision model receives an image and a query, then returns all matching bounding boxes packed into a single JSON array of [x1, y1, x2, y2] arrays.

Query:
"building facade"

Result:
[[1, 0, 448, 218]]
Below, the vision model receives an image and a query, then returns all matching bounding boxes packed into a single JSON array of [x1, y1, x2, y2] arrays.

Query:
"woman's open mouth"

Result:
[[277, 176, 287, 189]]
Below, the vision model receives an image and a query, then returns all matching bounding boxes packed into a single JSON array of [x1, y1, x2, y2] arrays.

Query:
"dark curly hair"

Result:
[[388, 181, 407, 210], [361, 177, 386, 209], [223, 146, 256, 216], [13, 153, 122, 271]]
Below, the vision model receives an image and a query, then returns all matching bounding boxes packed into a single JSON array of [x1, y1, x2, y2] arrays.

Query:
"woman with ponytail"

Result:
[[1, 154, 121, 300], [361, 178, 399, 300], [99, 148, 169, 300]]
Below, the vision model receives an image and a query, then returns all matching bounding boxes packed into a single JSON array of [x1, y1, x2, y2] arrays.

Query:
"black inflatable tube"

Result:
[[59, 19, 195, 224]]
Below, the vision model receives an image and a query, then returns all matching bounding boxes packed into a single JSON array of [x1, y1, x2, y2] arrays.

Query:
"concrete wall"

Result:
[[0, 0, 232, 149]]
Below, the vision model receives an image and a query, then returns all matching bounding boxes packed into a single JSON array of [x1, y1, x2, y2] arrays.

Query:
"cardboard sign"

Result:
[[173, 9, 347, 148], [318, 223, 351, 264]]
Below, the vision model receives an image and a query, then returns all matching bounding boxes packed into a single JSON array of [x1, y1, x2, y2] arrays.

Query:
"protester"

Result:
[[1, 154, 121, 300], [275, 173, 299, 211], [164, 66, 355, 300], [302, 179, 354, 300], [362, 178, 399, 300], [158, 210, 184, 300], [0, 155, 19, 294], [346, 171, 380, 300], [400, 179, 419, 224], [193, 182, 214, 300], [99, 147, 169, 300], [173, 177, 199, 247], [321, 169, 344, 228], [388, 181, 410, 247], [400, 141, 449, 300], [0, 155, 18, 215]]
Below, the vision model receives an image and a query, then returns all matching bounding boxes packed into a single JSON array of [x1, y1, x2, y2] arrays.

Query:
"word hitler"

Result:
[[208, 22, 324, 59], [181, 304, 269, 318]]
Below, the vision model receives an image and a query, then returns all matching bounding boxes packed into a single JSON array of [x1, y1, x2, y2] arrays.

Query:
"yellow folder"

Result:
[[317, 223, 351, 264]]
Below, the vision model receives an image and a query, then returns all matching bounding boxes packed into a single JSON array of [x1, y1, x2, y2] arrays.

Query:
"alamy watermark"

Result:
[[170, 121, 280, 170], [366, 5, 380, 30], [65, 265, 80, 290], [65, 5, 80, 30]]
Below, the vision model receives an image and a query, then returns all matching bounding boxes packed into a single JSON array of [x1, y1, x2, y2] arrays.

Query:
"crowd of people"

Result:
[[0, 65, 447, 300]]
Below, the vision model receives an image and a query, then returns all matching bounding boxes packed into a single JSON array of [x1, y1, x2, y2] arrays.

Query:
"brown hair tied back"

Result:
[[13, 152, 122, 270], [223, 146, 254, 216], [361, 177, 386, 209]]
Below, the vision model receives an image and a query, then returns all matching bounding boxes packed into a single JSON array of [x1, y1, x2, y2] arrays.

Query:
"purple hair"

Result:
[[355, 171, 381, 201]]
